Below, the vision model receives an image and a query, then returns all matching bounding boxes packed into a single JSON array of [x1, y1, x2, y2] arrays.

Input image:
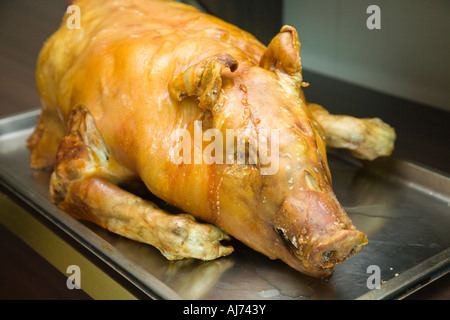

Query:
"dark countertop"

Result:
[[0, 0, 448, 300], [302, 70, 450, 176]]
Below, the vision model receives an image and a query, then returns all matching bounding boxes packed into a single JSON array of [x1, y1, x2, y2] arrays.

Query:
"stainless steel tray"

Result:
[[0, 109, 449, 300]]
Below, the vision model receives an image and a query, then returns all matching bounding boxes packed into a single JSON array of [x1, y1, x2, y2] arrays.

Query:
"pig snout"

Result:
[[274, 194, 367, 276], [307, 229, 366, 269]]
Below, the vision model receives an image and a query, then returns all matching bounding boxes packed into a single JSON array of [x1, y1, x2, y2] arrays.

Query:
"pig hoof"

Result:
[[158, 214, 234, 261]]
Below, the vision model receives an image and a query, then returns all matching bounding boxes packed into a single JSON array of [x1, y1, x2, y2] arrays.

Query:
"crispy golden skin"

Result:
[[28, 0, 395, 277]]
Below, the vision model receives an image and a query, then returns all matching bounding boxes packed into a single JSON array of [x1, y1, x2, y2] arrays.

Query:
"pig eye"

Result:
[[239, 142, 259, 166], [304, 170, 321, 192], [228, 138, 258, 167]]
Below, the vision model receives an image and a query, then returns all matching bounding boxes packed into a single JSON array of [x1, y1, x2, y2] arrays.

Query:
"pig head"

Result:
[[168, 26, 367, 277]]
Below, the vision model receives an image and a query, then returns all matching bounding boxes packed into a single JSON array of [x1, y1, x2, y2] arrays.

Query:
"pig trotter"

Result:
[[60, 176, 233, 260], [50, 106, 233, 260], [308, 103, 396, 160]]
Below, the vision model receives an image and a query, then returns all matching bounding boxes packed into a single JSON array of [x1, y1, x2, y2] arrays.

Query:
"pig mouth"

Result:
[[275, 227, 368, 277]]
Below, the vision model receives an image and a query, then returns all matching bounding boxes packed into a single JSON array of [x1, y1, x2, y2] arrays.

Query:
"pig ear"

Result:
[[169, 54, 238, 110], [260, 25, 302, 78]]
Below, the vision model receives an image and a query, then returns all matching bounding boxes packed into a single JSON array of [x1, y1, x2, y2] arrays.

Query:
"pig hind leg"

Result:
[[50, 105, 233, 261]]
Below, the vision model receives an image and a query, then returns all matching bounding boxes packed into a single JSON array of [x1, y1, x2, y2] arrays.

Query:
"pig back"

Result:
[[34, 0, 266, 215]]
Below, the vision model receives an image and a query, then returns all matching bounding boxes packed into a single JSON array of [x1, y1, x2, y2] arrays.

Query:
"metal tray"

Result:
[[0, 109, 449, 300]]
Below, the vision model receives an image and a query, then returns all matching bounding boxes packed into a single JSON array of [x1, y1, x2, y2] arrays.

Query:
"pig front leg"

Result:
[[50, 105, 233, 261], [60, 176, 233, 260], [307, 103, 396, 160]]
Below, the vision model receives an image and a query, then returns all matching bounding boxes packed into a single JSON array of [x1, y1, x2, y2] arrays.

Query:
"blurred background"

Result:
[[284, 0, 450, 113], [194, 0, 450, 112]]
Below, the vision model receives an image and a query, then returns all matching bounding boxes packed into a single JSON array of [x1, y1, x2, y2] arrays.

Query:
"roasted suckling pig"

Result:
[[28, 0, 395, 277]]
